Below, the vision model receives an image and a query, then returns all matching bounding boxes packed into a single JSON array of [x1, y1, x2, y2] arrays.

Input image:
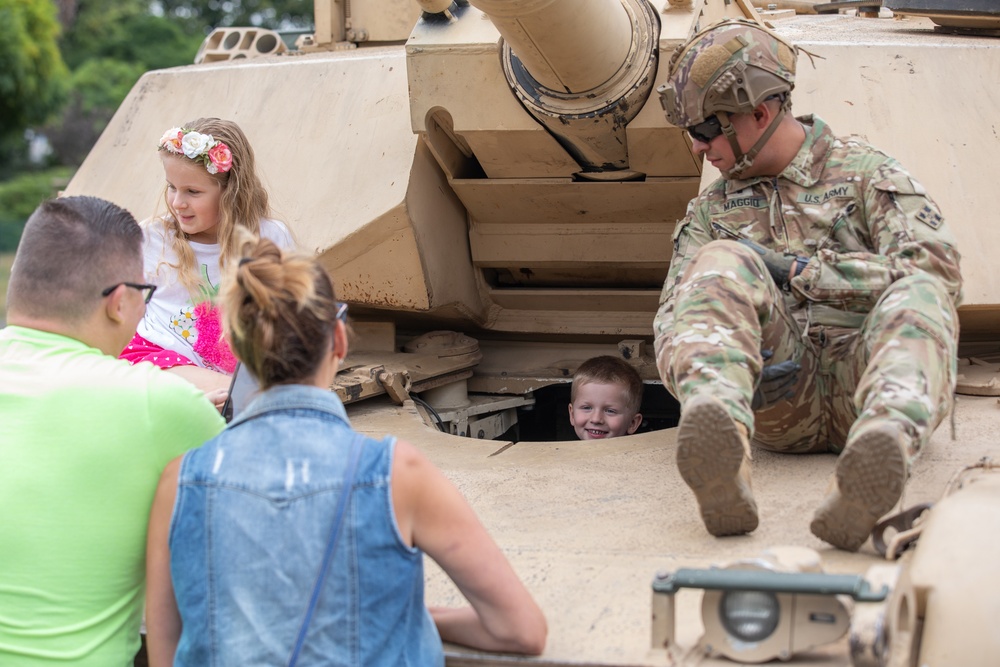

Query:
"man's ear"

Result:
[[104, 284, 126, 324], [627, 412, 643, 435], [753, 104, 767, 126], [753, 99, 778, 127]]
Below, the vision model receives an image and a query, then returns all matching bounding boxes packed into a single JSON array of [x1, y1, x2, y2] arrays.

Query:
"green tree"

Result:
[[48, 0, 204, 166], [45, 58, 147, 165], [0, 167, 72, 251], [158, 0, 313, 32], [0, 0, 69, 173], [61, 0, 203, 71]]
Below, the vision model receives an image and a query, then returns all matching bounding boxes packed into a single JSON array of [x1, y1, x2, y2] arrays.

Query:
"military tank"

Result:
[[66, 0, 1000, 664]]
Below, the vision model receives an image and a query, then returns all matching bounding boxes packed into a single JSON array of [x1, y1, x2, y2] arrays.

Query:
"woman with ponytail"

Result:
[[144, 239, 546, 665]]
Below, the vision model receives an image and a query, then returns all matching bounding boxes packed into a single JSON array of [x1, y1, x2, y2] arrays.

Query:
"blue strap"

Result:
[[287, 433, 365, 667]]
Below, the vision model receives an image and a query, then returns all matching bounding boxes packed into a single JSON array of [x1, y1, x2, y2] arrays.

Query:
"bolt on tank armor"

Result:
[[657, 19, 798, 176]]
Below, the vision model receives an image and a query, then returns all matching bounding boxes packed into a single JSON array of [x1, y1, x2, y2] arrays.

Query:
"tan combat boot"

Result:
[[676, 394, 758, 536], [810, 422, 908, 551]]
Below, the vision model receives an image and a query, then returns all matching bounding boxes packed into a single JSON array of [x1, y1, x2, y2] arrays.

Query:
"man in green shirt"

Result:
[[0, 197, 225, 666]]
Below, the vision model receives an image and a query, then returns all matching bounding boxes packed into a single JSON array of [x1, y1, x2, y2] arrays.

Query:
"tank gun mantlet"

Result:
[[497, 0, 661, 178], [408, 0, 766, 182], [409, 0, 667, 180], [401, 0, 765, 333]]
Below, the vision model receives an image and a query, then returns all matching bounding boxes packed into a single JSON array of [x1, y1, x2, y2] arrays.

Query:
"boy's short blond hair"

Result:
[[571, 356, 643, 414]]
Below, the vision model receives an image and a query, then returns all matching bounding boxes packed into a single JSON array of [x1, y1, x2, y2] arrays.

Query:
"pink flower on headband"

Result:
[[159, 128, 184, 154], [158, 126, 233, 175], [207, 142, 233, 174]]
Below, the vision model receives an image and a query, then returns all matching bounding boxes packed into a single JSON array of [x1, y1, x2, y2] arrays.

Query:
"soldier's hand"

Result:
[[752, 349, 801, 410], [736, 238, 808, 290]]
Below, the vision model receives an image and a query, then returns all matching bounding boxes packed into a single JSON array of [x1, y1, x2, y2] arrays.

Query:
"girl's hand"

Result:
[[204, 388, 229, 412]]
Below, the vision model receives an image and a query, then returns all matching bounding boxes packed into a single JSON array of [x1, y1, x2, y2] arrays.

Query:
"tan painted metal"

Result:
[[767, 0, 825, 13], [471, 0, 634, 94], [297, 0, 421, 50], [347, 391, 1000, 666], [905, 469, 1000, 666], [194, 27, 287, 64]]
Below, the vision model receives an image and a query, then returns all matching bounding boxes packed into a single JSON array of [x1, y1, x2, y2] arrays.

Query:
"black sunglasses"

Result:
[[686, 115, 724, 144], [102, 282, 158, 304]]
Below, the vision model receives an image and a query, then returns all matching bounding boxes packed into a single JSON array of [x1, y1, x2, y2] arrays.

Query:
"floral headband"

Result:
[[158, 127, 233, 174]]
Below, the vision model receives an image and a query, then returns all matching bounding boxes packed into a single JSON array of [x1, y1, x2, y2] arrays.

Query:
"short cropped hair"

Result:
[[571, 355, 643, 415], [7, 197, 143, 323], [222, 238, 340, 390]]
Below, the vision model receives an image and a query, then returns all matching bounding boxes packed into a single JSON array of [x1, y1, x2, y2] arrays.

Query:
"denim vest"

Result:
[[170, 385, 444, 666]]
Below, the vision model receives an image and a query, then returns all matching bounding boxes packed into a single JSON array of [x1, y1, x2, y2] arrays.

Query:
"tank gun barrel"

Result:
[[457, 0, 660, 177], [470, 0, 634, 94]]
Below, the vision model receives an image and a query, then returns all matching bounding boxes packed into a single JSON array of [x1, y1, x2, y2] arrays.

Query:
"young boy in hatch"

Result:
[[568, 356, 644, 440]]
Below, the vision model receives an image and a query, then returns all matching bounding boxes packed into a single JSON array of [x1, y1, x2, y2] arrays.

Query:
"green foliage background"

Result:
[[0, 0, 313, 254], [0, 167, 72, 251], [158, 0, 314, 34], [0, 0, 69, 178]]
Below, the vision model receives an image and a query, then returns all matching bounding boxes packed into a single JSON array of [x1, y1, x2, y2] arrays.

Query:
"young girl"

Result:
[[145, 239, 547, 665], [120, 118, 293, 406]]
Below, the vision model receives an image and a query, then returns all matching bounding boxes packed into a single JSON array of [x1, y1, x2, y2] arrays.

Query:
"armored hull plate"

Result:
[[350, 393, 1000, 665]]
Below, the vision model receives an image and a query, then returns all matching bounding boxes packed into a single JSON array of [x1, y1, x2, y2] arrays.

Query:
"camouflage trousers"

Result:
[[662, 240, 958, 459]]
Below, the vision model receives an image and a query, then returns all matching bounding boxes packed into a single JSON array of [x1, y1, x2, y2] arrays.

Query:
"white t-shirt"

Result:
[[137, 218, 295, 370]]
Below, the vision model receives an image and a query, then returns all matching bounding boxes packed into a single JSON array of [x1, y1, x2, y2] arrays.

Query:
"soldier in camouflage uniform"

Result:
[[653, 19, 962, 551]]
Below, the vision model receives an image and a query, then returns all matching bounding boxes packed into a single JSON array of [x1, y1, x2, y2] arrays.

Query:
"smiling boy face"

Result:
[[568, 381, 642, 440]]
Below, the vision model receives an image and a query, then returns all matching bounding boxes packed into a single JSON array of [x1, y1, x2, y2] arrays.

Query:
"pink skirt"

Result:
[[119, 332, 196, 369]]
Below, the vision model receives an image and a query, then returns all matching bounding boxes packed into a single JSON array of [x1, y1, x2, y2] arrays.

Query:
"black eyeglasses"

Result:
[[686, 115, 724, 144], [101, 282, 158, 304]]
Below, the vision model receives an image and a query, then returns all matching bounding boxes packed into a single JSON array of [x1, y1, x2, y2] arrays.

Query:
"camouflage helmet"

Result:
[[657, 19, 797, 128]]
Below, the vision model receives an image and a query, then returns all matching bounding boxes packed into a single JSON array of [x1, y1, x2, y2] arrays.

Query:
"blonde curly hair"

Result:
[[152, 117, 270, 297]]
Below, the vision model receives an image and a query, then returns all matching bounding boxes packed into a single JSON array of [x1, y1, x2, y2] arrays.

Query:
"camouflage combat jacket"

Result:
[[656, 115, 963, 335]]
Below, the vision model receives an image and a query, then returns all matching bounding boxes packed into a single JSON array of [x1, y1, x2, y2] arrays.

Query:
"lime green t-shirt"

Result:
[[0, 326, 225, 666]]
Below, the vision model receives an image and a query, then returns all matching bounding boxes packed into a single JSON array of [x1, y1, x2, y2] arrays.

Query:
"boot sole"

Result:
[[810, 424, 907, 551], [676, 395, 758, 536]]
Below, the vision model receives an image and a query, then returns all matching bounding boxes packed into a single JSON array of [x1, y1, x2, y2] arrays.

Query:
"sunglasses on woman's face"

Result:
[[687, 115, 724, 144]]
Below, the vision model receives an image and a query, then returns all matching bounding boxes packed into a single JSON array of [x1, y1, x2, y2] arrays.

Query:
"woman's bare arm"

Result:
[[392, 439, 547, 655], [145, 457, 183, 667]]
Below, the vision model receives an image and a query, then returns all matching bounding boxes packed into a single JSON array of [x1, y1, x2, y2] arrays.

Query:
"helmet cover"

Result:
[[657, 19, 797, 128]]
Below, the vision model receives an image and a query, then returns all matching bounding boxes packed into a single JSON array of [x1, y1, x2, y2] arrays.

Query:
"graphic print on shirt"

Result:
[[170, 305, 198, 345], [168, 264, 237, 373]]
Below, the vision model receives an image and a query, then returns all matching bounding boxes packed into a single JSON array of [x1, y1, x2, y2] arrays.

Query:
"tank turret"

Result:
[[402, 0, 758, 338], [64, 0, 1000, 409]]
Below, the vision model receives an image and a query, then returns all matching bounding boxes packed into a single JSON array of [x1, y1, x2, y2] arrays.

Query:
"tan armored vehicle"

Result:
[[67, 0, 1000, 664]]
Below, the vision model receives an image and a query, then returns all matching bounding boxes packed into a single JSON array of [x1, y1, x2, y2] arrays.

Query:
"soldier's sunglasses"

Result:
[[686, 115, 724, 144]]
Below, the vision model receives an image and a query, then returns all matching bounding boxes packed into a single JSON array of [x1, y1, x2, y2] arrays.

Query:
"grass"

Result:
[[0, 252, 13, 327]]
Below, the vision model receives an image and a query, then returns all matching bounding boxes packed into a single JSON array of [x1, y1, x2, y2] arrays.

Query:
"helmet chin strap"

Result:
[[716, 107, 786, 179]]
